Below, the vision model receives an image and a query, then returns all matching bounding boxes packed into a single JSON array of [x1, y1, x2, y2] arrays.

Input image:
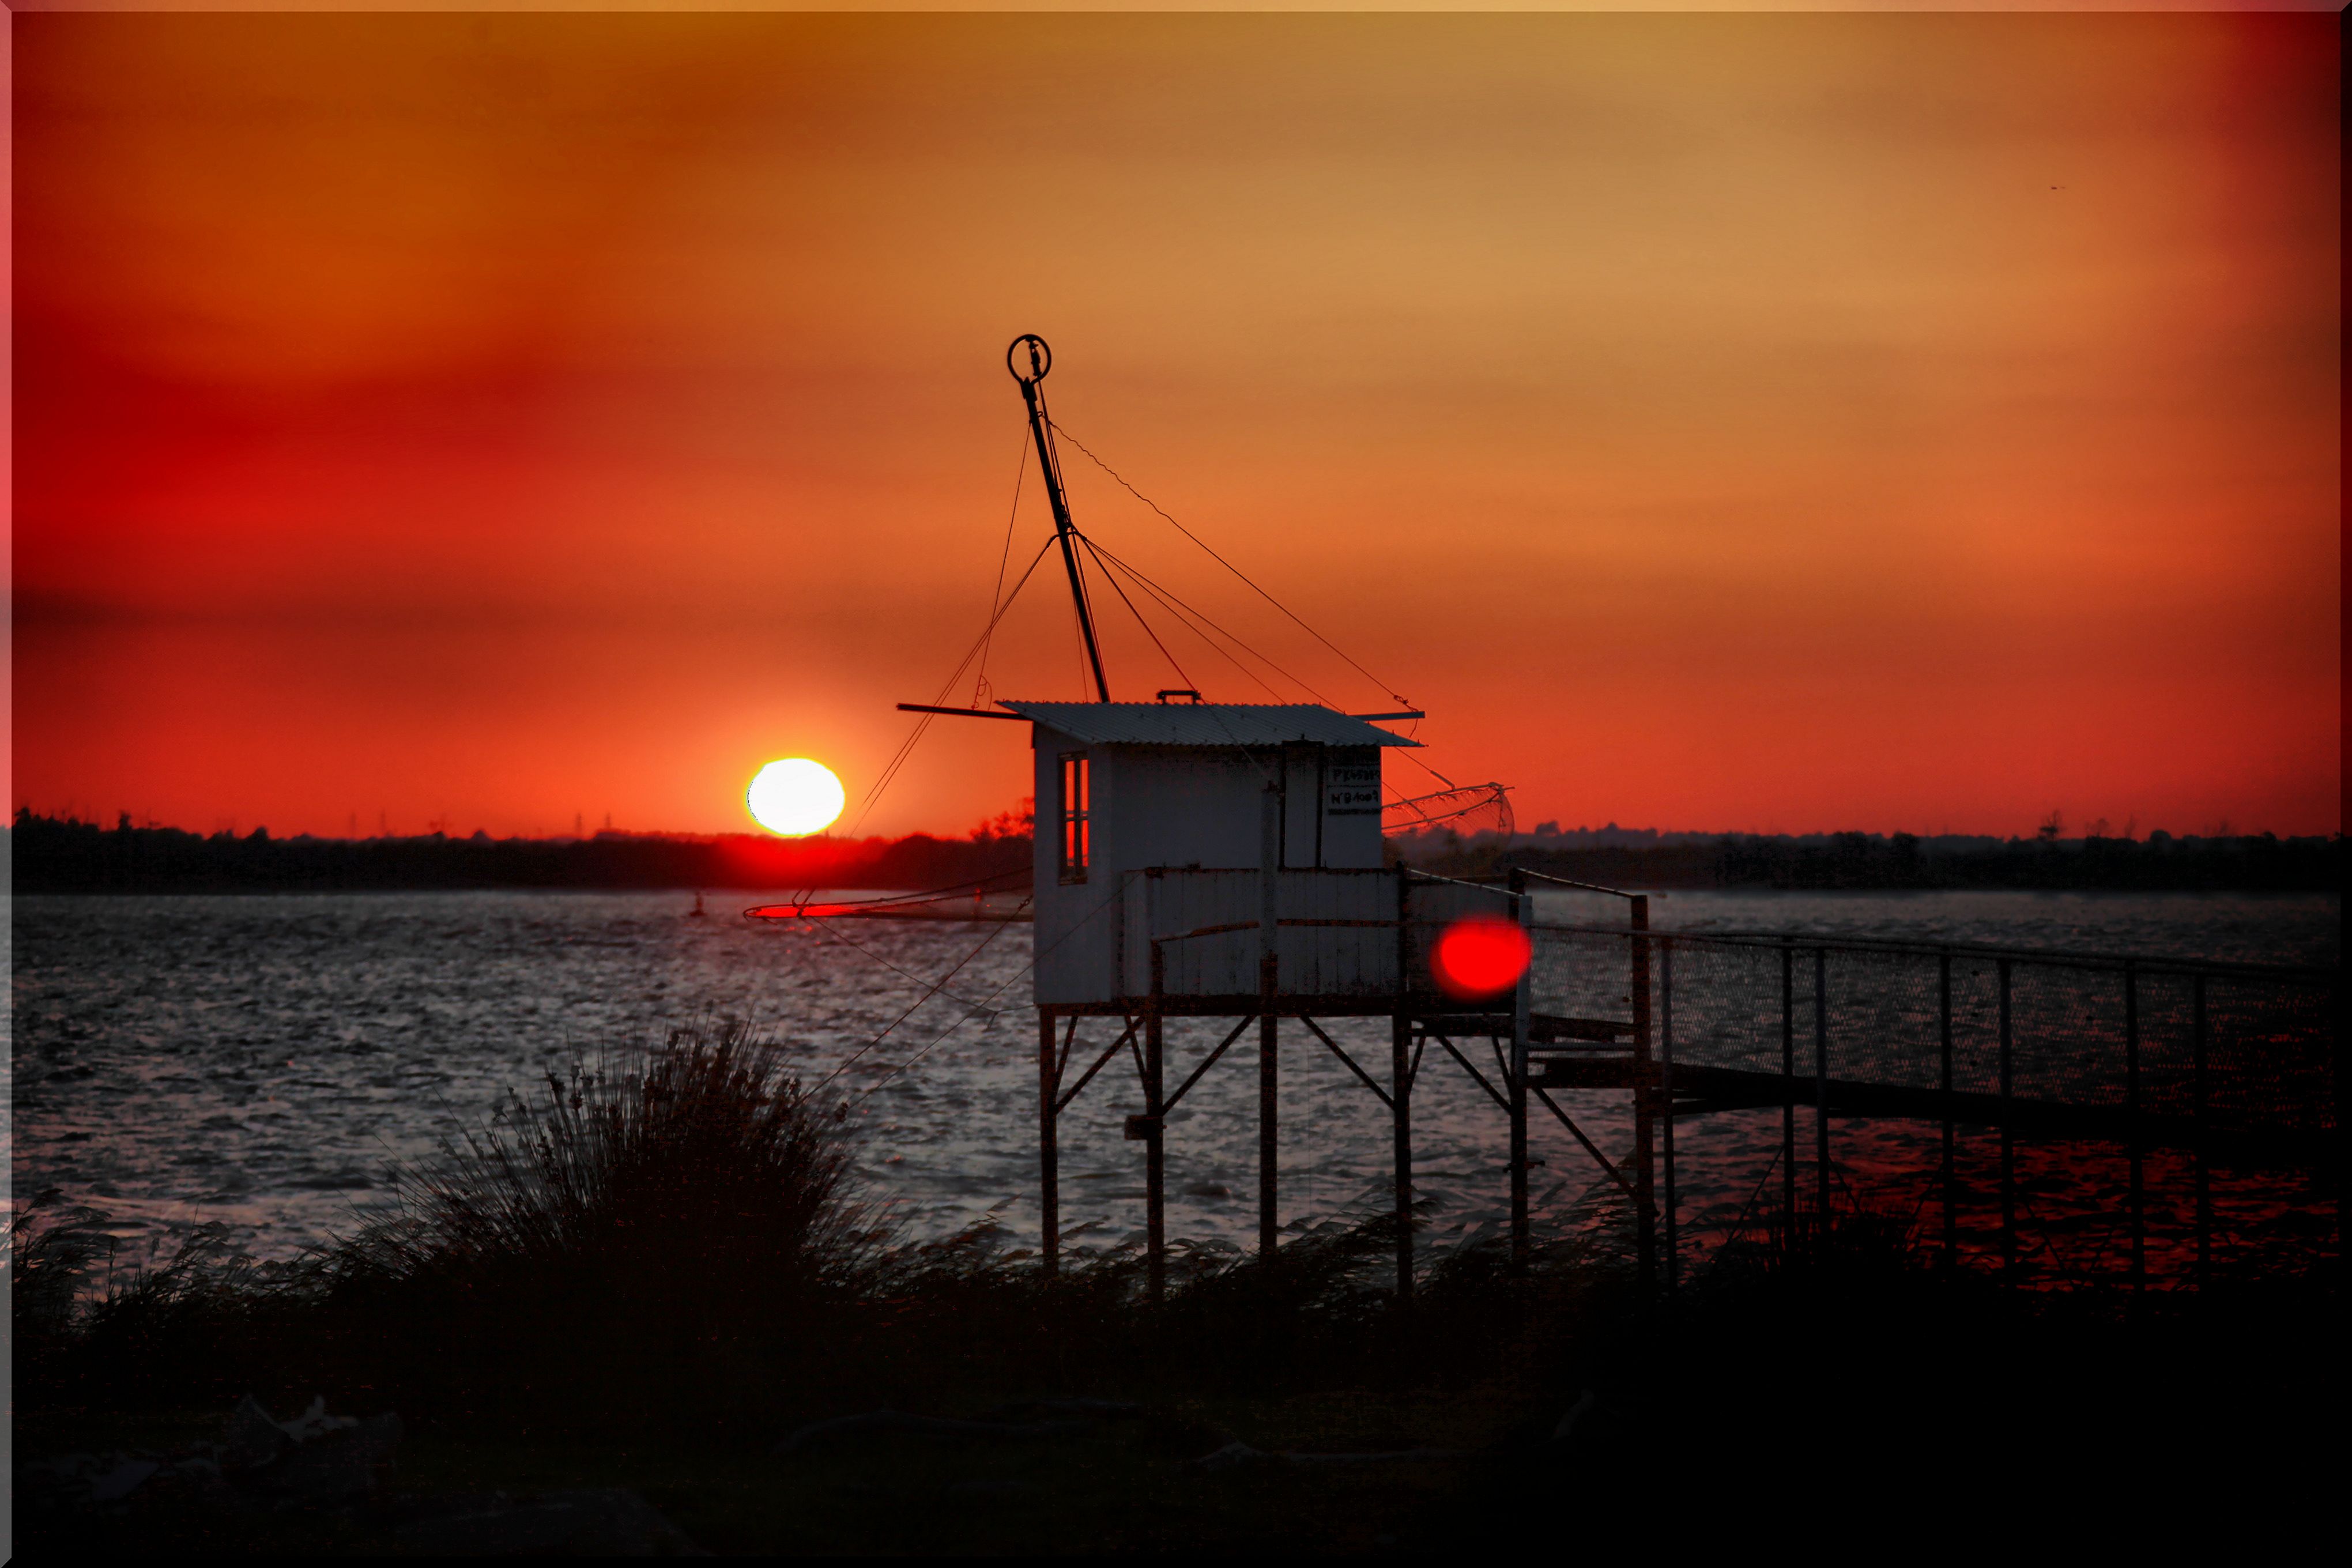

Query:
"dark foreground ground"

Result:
[[17, 1264, 2339, 1557], [14, 1029, 2338, 1555]]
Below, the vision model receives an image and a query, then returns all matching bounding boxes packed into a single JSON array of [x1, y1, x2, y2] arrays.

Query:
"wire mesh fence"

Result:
[[1528, 922, 2339, 1290]]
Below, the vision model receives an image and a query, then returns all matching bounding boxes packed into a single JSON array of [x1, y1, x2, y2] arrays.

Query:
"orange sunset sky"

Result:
[[10, 10, 2341, 841]]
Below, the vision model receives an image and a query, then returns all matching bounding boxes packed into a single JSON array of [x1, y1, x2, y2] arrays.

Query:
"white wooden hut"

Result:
[[995, 699, 1420, 1009]]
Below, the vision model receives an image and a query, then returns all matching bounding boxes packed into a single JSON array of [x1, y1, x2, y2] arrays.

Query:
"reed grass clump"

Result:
[[301, 1019, 879, 1428], [14, 1021, 1619, 1435], [10, 1196, 276, 1411]]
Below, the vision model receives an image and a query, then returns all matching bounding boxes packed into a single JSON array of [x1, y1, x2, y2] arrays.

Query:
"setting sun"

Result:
[[746, 759, 845, 838]]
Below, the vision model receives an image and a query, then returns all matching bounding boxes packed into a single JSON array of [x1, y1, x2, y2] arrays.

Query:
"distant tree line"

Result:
[[9, 811, 2339, 895], [1430, 829, 2344, 892], [5, 811, 1035, 895]]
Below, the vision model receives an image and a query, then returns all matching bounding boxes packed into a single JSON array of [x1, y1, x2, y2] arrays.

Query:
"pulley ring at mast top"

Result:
[[1007, 333, 1053, 386]]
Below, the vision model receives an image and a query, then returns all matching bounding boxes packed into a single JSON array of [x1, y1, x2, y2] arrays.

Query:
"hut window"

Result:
[[1058, 752, 1089, 883]]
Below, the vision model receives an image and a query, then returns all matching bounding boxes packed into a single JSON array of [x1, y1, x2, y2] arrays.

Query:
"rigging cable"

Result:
[[1077, 549, 1286, 702], [809, 915, 1020, 1092], [849, 873, 1127, 1101], [1077, 535, 1196, 692], [842, 533, 1056, 843], [854, 951, 1035, 1101], [1080, 526, 1471, 802], [1050, 420, 1415, 711], [802, 913, 1016, 1016], [1077, 533, 1321, 705], [1048, 425, 1470, 802], [971, 421, 1031, 708]]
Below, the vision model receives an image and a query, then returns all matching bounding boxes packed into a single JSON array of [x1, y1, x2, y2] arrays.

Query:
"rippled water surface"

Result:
[[8, 888, 2337, 1273]]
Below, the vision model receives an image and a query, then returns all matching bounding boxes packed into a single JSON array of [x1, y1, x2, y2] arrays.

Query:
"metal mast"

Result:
[[1008, 334, 1111, 703]]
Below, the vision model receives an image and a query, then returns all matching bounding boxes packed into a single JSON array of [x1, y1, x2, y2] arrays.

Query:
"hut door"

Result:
[[1280, 745, 1325, 868]]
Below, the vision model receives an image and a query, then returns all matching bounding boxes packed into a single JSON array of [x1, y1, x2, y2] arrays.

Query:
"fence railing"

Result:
[[1529, 921, 2340, 1290]]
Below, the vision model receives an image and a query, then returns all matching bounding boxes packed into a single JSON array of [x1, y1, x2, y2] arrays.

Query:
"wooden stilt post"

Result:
[[1393, 863, 1415, 1301], [2193, 972, 2210, 1289], [1392, 1009, 1414, 1301], [1630, 894, 1654, 1290], [1146, 948, 1167, 1302], [1939, 953, 1955, 1271], [1999, 958, 2015, 1284], [1509, 870, 1532, 1268], [1259, 785, 1280, 1259], [1260, 960, 1279, 1256], [2125, 960, 2143, 1298], [1040, 1008, 1060, 1279]]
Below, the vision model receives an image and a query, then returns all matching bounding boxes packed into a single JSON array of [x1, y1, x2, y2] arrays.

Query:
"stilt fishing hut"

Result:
[[867, 336, 1660, 1298]]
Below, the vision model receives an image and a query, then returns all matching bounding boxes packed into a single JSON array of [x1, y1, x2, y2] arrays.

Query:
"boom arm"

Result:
[[1009, 334, 1111, 703]]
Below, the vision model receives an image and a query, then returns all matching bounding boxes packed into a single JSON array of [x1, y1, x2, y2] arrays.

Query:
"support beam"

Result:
[[1431, 1033, 1510, 1112], [1054, 1020, 1137, 1115], [1298, 1017, 1391, 1108], [1532, 1086, 1636, 1200], [1039, 1009, 1060, 1279], [1163, 1012, 1256, 1113]]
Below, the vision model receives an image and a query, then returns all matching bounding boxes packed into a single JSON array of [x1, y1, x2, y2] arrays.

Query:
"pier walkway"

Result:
[[1037, 867, 2340, 1295]]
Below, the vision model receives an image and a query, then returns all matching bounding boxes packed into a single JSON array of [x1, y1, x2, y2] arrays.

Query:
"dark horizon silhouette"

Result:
[[9, 809, 2338, 896]]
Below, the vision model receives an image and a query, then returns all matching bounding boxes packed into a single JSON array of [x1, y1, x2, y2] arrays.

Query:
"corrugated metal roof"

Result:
[[996, 700, 1420, 748]]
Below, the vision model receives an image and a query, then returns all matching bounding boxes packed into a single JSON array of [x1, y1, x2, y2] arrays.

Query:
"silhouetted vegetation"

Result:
[[1417, 827, 2343, 891], [14, 809, 2338, 894], [13, 1022, 1605, 1441], [14, 1023, 2339, 1552], [6, 809, 1033, 894]]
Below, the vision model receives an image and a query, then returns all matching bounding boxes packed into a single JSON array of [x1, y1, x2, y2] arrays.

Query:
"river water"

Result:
[[8, 889, 2337, 1280]]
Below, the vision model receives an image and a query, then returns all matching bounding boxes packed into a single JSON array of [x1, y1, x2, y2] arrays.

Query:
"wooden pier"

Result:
[[1037, 867, 2342, 1295]]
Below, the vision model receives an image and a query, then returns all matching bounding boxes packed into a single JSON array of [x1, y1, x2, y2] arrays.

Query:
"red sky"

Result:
[[11, 12, 2340, 839]]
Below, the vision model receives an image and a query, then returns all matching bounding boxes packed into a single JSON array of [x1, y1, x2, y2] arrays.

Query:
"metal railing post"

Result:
[[1780, 940, 1796, 1253], [1631, 894, 1654, 1289], [1509, 869, 1532, 1268], [1814, 945, 1829, 1226], [1661, 934, 1677, 1292]]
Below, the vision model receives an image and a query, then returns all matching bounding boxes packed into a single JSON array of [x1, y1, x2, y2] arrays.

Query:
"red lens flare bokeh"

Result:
[[1430, 915, 1533, 1000]]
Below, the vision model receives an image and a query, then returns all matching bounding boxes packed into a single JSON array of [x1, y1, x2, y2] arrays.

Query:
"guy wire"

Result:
[[1050, 419, 1414, 712]]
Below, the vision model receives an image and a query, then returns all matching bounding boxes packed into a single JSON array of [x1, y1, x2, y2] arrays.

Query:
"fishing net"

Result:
[[1383, 782, 1514, 860]]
